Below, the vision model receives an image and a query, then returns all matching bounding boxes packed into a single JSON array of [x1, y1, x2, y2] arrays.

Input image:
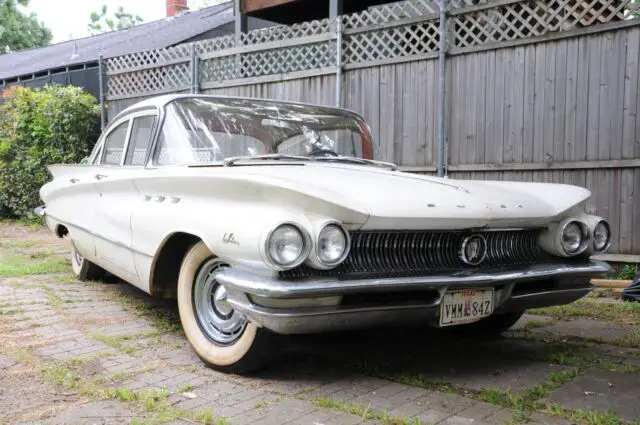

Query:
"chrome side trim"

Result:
[[215, 261, 611, 299]]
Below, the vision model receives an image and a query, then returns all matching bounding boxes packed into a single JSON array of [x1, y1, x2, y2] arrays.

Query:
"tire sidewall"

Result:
[[71, 242, 84, 276], [177, 241, 258, 367]]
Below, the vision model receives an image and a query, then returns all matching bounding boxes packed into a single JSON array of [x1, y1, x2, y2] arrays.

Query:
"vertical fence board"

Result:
[[417, 61, 429, 166], [575, 35, 590, 162], [610, 31, 626, 161], [587, 35, 602, 161], [511, 47, 525, 163], [623, 28, 639, 160], [543, 42, 556, 162], [475, 52, 487, 165], [493, 49, 505, 164], [466, 54, 478, 165], [522, 45, 536, 164], [533, 43, 546, 163], [564, 38, 578, 162], [620, 169, 634, 254], [502, 49, 514, 164], [553, 40, 567, 162], [632, 168, 640, 254]]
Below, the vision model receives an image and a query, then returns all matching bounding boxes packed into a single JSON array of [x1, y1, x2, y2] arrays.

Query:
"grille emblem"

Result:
[[460, 234, 487, 266]]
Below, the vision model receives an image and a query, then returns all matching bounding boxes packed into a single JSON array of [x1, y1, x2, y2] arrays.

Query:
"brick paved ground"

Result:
[[1, 223, 639, 425]]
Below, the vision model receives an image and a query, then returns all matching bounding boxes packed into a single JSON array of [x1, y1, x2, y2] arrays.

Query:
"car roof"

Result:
[[110, 94, 364, 124]]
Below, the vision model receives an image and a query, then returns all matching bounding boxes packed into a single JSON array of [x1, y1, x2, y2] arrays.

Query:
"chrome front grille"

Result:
[[279, 229, 545, 280]]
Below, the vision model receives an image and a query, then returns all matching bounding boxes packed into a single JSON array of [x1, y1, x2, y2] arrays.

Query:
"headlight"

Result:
[[317, 224, 349, 266], [266, 224, 308, 268], [593, 220, 610, 252], [560, 220, 589, 255]]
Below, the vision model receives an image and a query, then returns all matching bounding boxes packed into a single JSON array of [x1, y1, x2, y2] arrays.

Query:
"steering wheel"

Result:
[[308, 148, 339, 157]]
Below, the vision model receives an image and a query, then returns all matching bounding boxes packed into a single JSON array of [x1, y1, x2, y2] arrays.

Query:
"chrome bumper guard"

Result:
[[214, 261, 611, 335]]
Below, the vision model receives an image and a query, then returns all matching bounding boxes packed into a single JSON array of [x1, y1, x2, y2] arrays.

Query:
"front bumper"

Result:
[[214, 261, 611, 334]]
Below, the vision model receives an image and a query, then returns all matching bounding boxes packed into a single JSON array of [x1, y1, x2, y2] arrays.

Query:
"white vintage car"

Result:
[[37, 94, 612, 373]]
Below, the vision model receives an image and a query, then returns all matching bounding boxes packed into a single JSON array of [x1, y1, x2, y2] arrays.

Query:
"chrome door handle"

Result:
[[95, 174, 107, 180], [70, 178, 79, 183]]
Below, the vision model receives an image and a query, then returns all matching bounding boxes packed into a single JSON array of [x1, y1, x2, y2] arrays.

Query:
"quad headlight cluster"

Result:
[[264, 221, 350, 270], [541, 216, 611, 258]]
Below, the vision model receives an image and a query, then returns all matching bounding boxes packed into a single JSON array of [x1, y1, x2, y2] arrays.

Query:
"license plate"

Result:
[[439, 288, 494, 327]]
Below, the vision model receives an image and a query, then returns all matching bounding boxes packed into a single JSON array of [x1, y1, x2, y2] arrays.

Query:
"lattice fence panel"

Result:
[[105, 44, 192, 74], [107, 63, 191, 99], [343, 0, 439, 29], [241, 18, 332, 45], [343, 20, 440, 65], [242, 41, 337, 77], [199, 56, 240, 83], [451, 0, 634, 48], [195, 34, 236, 55]]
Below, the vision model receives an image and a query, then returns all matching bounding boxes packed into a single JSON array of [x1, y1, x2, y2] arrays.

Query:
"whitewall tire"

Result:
[[177, 241, 275, 374], [71, 242, 106, 282]]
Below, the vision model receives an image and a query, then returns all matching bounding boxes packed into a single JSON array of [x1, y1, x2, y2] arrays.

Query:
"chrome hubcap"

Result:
[[73, 248, 83, 266], [193, 258, 246, 345]]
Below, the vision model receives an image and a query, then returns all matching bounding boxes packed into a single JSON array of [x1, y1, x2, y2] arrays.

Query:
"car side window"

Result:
[[124, 115, 156, 166], [101, 121, 129, 165]]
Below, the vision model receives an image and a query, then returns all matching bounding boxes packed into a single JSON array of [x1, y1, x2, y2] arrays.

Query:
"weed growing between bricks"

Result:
[[310, 397, 422, 425]]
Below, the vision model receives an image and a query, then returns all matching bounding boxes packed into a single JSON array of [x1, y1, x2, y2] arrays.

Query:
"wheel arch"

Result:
[[149, 232, 203, 298], [54, 224, 69, 238]]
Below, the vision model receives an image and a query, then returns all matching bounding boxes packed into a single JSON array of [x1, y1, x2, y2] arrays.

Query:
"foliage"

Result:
[[88, 5, 143, 34], [618, 264, 638, 281], [0, 85, 100, 219], [0, 0, 52, 52]]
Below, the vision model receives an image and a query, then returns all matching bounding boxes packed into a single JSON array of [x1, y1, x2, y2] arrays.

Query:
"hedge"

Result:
[[0, 85, 100, 219]]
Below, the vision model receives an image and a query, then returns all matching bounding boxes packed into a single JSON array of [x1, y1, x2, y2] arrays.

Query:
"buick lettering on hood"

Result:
[[35, 95, 612, 373]]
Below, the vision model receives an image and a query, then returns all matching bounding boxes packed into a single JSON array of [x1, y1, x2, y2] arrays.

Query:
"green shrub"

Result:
[[0, 85, 100, 219]]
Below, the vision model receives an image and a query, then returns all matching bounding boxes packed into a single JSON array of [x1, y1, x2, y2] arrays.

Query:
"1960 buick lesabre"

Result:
[[36, 94, 612, 373]]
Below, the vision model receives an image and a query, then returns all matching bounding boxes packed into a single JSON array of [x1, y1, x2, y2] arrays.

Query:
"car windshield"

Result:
[[153, 97, 381, 166]]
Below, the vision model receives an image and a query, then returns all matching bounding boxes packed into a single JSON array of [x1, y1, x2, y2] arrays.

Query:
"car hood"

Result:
[[200, 162, 590, 230]]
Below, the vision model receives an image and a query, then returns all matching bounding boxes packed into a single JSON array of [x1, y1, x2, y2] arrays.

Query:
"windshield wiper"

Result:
[[223, 154, 310, 166], [223, 153, 398, 170], [312, 156, 398, 170]]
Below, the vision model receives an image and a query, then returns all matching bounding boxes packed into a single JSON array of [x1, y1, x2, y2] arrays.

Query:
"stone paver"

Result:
[[547, 369, 640, 421], [529, 319, 632, 343]]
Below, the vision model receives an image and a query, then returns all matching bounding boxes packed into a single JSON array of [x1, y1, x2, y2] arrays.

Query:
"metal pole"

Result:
[[436, 0, 447, 177], [98, 54, 106, 131], [191, 44, 200, 93], [334, 18, 342, 107]]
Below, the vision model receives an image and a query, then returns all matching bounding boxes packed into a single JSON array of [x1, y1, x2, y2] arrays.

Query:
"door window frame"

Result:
[[121, 112, 160, 167], [88, 107, 160, 167]]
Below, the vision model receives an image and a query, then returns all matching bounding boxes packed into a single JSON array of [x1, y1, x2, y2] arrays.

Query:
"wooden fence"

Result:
[[104, 0, 640, 259]]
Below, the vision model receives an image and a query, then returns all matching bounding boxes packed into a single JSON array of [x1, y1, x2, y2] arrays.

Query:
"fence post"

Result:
[[98, 54, 106, 131], [234, 0, 247, 80], [334, 17, 343, 107], [436, 0, 448, 178], [191, 44, 200, 94]]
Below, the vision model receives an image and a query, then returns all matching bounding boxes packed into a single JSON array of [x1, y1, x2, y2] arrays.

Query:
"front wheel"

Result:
[[71, 242, 106, 282], [176, 241, 275, 374]]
